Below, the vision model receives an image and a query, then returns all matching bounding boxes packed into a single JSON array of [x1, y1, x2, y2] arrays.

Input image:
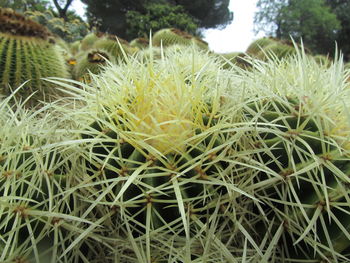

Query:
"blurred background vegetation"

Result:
[[0, 0, 349, 60]]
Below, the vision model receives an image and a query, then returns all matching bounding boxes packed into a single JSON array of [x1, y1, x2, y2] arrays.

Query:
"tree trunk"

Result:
[[52, 0, 74, 20]]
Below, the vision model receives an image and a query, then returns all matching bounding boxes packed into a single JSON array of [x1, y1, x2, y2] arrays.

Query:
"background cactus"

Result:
[[246, 37, 278, 55], [129, 37, 149, 49], [0, 8, 70, 106], [79, 32, 100, 51], [73, 49, 115, 81], [152, 28, 196, 48], [92, 35, 136, 60]]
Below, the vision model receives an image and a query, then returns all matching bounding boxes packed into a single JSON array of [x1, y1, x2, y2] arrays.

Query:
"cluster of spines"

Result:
[[245, 95, 350, 261]]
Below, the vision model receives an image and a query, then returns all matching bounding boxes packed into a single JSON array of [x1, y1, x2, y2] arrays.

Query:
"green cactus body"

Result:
[[218, 52, 252, 69], [130, 37, 149, 49], [313, 54, 332, 67], [24, 10, 89, 43], [92, 37, 133, 61], [0, 95, 76, 262], [0, 8, 70, 105], [255, 42, 297, 61], [74, 49, 114, 81], [69, 40, 81, 55], [191, 37, 209, 50], [152, 28, 194, 47], [79, 32, 99, 51], [65, 48, 262, 262], [246, 37, 277, 55]]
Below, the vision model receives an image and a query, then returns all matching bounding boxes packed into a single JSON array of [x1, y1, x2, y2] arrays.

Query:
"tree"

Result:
[[170, 0, 233, 29], [81, 0, 233, 40], [125, 2, 198, 38], [325, 0, 350, 60], [52, 0, 74, 20], [254, 0, 341, 55]]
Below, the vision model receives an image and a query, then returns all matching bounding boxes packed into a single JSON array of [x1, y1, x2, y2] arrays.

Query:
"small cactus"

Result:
[[246, 37, 277, 55], [73, 49, 114, 81], [152, 28, 209, 51], [129, 37, 149, 49]]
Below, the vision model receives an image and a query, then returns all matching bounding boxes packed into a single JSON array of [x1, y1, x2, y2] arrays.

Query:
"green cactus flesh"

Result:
[[245, 97, 350, 261]]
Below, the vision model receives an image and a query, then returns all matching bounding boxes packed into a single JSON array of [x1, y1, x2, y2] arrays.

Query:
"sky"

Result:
[[70, 0, 265, 53]]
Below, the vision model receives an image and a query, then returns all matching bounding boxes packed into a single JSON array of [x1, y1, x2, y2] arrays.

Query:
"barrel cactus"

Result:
[[92, 35, 136, 61], [241, 52, 350, 262], [73, 49, 115, 81], [130, 37, 149, 49], [0, 8, 70, 105], [79, 32, 100, 51], [49, 46, 264, 262], [152, 28, 208, 50], [246, 37, 277, 55], [0, 94, 83, 263]]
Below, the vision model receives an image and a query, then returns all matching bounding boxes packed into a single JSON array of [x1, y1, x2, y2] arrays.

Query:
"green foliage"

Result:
[[125, 2, 198, 39], [326, 0, 350, 61], [0, 0, 51, 12], [24, 10, 89, 43], [254, 0, 341, 55], [175, 0, 233, 29], [81, 0, 233, 40]]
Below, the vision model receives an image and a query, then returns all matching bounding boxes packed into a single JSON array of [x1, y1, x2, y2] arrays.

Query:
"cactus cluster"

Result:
[[2, 8, 350, 262]]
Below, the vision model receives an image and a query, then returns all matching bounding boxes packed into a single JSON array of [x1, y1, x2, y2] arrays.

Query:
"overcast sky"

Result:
[[70, 0, 264, 53]]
